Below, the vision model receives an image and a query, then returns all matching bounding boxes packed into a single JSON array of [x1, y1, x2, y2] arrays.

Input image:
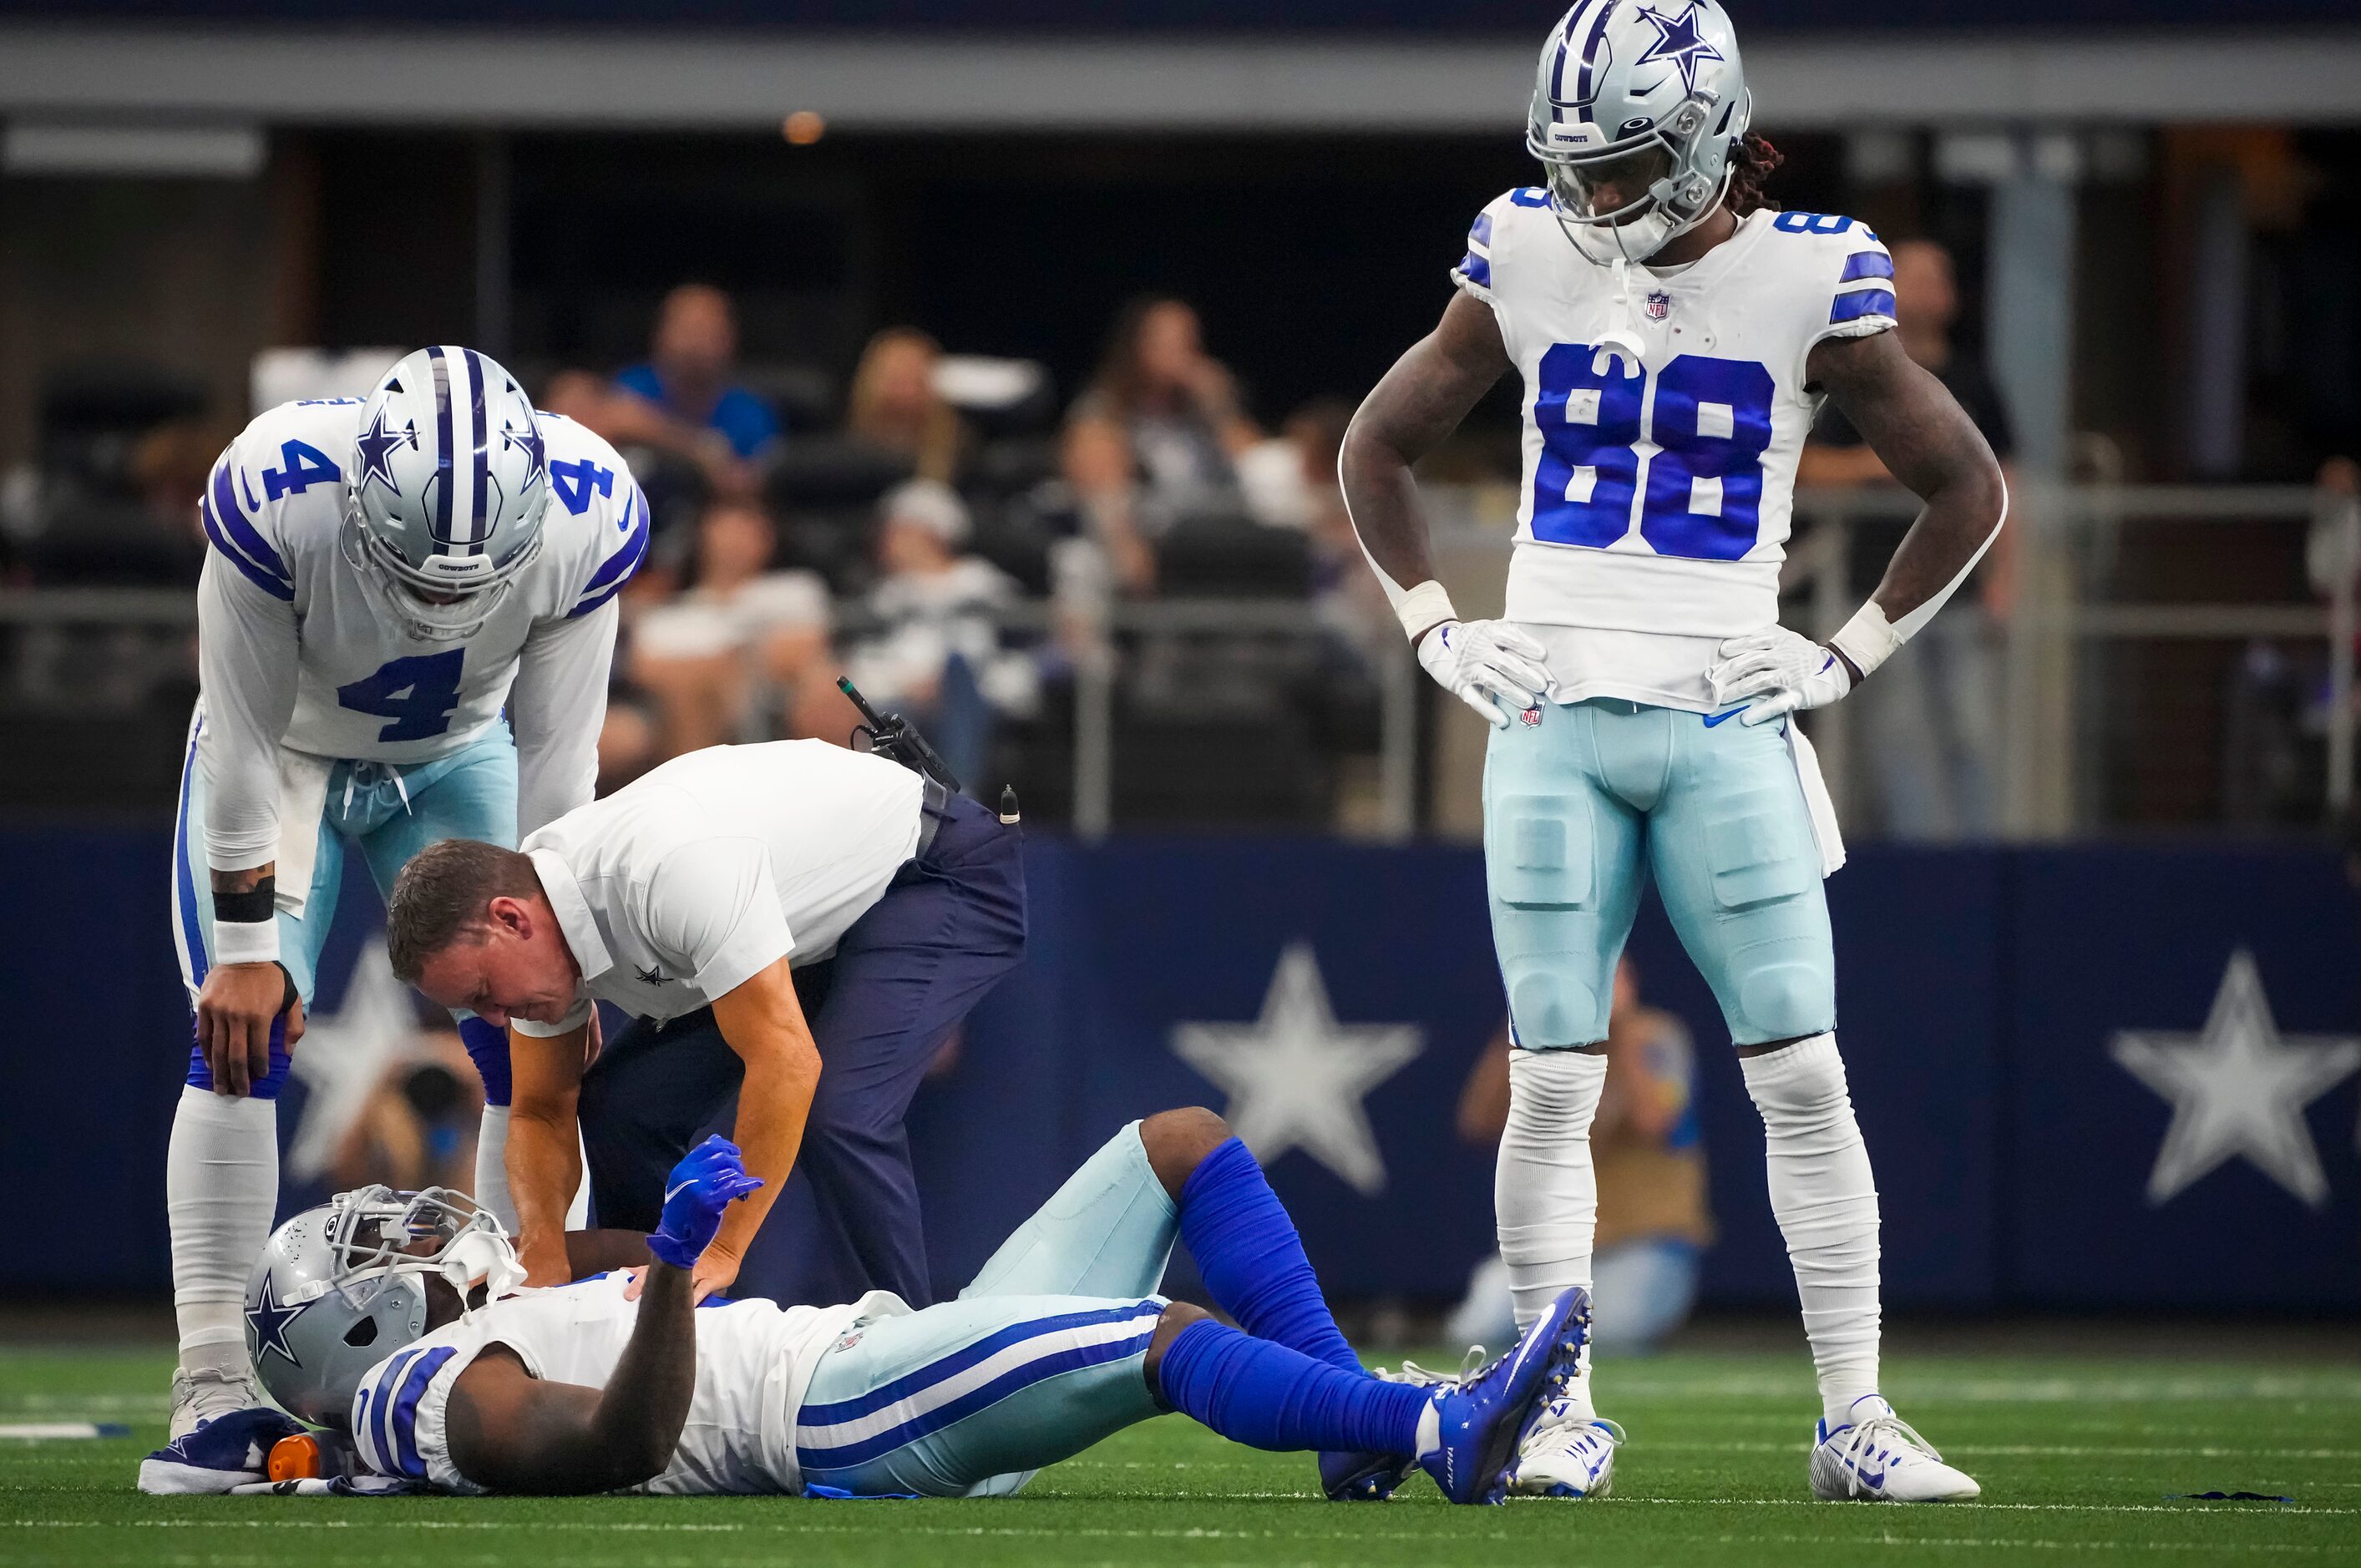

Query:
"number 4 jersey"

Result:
[[1455, 192, 1896, 710], [195, 397, 646, 869]]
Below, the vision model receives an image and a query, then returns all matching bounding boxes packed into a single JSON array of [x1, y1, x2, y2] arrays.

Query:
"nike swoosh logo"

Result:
[[663, 1181, 693, 1204], [1702, 708, 1744, 727]]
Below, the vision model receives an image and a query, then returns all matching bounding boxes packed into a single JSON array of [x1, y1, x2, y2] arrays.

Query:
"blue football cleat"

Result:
[[138, 1405, 307, 1495], [1320, 1357, 1471, 1500], [1419, 1286, 1590, 1506]]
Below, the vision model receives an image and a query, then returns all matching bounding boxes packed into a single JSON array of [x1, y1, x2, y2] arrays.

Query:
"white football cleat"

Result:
[[1810, 1396, 1980, 1502], [1507, 1396, 1624, 1499], [166, 1366, 266, 1441]]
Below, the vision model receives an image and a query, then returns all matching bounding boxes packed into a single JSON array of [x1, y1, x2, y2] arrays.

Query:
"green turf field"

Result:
[[6, 1345, 2359, 1567]]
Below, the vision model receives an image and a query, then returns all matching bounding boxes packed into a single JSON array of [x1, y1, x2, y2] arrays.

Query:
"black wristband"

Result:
[[213, 878, 276, 926], [277, 963, 299, 1018]]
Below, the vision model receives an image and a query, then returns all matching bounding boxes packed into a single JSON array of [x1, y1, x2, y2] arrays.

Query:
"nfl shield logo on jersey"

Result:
[[1521, 706, 1543, 727], [1644, 291, 1672, 321]]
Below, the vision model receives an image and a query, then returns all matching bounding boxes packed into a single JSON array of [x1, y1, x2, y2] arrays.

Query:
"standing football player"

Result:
[[166, 346, 645, 1442], [1340, 1, 2002, 1503]]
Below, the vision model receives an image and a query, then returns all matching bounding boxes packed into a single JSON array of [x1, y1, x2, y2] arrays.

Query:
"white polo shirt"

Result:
[[511, 741, 925, 1036]]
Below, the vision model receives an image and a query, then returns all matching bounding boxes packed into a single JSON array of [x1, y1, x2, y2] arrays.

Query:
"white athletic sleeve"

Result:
[[642, 837, 795, 1000], [195, 551, 301, 872], [510, 597, 617, 837]]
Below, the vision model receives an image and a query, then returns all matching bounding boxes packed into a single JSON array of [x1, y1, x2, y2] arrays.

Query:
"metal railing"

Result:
[[2, 479, 2353, 837]]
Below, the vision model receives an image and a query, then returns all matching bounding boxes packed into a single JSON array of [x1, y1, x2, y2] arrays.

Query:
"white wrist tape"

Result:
[[212, 918, 281, 967], [1395, 579, 1459, 642], [1828, 600, 1902, 680]]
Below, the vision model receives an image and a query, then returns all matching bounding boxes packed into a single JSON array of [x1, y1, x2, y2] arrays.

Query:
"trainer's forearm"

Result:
[[711, 1045, 818, 1271], [506, 1094, 584, 1282]]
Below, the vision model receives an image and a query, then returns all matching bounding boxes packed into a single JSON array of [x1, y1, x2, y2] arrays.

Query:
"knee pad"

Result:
[[1735, 959, 1836, 1044], [183, 1013, 293, 1100], [457, 1016, 512, 1108], [1501, 959, 1603, 1049]]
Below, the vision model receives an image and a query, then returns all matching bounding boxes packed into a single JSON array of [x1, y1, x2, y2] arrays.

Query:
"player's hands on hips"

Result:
[[646, 1135, 763, 1277], [194, 963, 304, 1097], [1417, 618, 1548, 729], [1706, 625, 1854, 726]]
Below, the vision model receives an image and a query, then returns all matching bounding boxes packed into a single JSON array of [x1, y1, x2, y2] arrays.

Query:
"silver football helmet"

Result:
[[1526, 0, 1751, 264], [244, 1185, 524, 1428], [341, 345, 550, 642]]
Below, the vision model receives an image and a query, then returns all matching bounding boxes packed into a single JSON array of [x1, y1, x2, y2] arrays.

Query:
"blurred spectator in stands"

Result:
[[846, 327, 970, 484], [331, 1028, 482, 1195], [597, 683, 664, 795], [630, 497, 834, 759], [1239, 397, 1398, 670], [1799, 238, 2015, 840], [1064, 296, 1262, 595], [843, 480, 1036, 792], [607, 284, 779, 498], [1446, 959, 1711, 1356]]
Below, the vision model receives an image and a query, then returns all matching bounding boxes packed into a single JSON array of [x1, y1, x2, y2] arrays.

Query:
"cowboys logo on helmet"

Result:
[[1527, 0, 1750, 264], [342, 345, 550, 643], [243, 1185, 523, 1427]]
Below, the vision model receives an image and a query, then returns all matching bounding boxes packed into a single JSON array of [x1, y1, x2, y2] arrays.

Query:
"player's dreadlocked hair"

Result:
[[1725, 133, 1786, 217]]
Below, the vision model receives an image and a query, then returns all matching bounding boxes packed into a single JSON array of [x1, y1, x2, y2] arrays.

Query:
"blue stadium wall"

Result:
[[6, 830, 2358, 1311]]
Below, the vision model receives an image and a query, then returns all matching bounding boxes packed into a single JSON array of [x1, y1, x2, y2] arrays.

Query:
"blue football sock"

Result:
[[1179, 1137, 1360, 1373], [1156, 1318, 1430, 1455]]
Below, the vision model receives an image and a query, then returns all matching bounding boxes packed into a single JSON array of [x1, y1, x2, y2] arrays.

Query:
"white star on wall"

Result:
[[286, 938, 423, 1182], [2110, 948, 2361, 1209], [1170, 943, 1423, 1196]]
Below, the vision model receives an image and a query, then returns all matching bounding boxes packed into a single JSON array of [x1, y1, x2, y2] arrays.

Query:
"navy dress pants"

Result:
[[578, 790, 1025, 1307]]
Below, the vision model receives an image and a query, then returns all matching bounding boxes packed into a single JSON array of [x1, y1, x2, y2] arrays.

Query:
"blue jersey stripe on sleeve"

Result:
[[1840, 250, 1895, 284], [1458, 250, 1494, 289], [367, 1349, 420, 1475], [1830, 288, 1896, 325], [570, 485, 650, 617], [1470, 212, 1493, 247], [209, 463, 291, 583], [199, 495, 296, 601], [389, 1345, 458, 1479]]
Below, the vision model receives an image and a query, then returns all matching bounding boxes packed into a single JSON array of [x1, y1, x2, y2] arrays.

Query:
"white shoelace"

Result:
[[1829, 1408, 1945, 1496], [1377, 1344, 1492, 1391]]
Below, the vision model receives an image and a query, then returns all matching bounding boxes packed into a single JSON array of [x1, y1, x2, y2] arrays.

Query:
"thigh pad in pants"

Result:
[[1487, 779, 1619, 1049], [1656, 731, 1836, 1044]]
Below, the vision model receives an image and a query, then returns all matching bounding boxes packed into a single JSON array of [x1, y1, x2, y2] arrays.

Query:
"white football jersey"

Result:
[[1454, 194, 1896, 709], [195, 399, 644, 867], [349, 1272, 879, 1495], [201, 397, 644, 762]]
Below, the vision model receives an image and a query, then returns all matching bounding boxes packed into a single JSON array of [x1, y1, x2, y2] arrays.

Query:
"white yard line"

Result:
[[1635, 1440, 2361, 1459]]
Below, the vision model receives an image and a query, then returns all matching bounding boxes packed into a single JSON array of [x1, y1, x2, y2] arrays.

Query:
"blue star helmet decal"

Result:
[[1635, 3, 1724, 95], [353, 407, 414, 499], [246, 1269, 309, 1368], [504, 414, 548, 488]]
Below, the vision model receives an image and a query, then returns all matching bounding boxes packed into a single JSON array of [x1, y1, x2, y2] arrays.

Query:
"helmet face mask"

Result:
[[246, 1186, 523, 1429], [342, 345, 551, 644], [1526, 0, 1750, 265]]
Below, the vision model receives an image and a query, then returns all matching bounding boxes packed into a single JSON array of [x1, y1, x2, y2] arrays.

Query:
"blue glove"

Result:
[[647, 1135, 764, 1271]]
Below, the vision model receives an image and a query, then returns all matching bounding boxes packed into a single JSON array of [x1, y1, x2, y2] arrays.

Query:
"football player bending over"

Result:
[[149, 1110, 1585, 1505]]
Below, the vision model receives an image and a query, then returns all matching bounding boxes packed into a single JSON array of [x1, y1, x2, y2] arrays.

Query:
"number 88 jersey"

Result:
[[202, 397, 647, 763], [1453, 190, 1895, 708]]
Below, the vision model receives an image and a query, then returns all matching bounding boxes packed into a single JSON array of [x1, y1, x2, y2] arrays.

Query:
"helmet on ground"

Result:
[[341, 345, 549, 641], [1526, 0, 1751, 264], [244, 1185, 523, 1427]]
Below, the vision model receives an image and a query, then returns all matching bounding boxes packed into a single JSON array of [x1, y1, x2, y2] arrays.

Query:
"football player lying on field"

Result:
[[144, 1110, 1590, 1505]]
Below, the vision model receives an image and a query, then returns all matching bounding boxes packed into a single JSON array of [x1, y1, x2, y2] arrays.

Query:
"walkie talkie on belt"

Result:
[[837, 675, 964, 796]]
